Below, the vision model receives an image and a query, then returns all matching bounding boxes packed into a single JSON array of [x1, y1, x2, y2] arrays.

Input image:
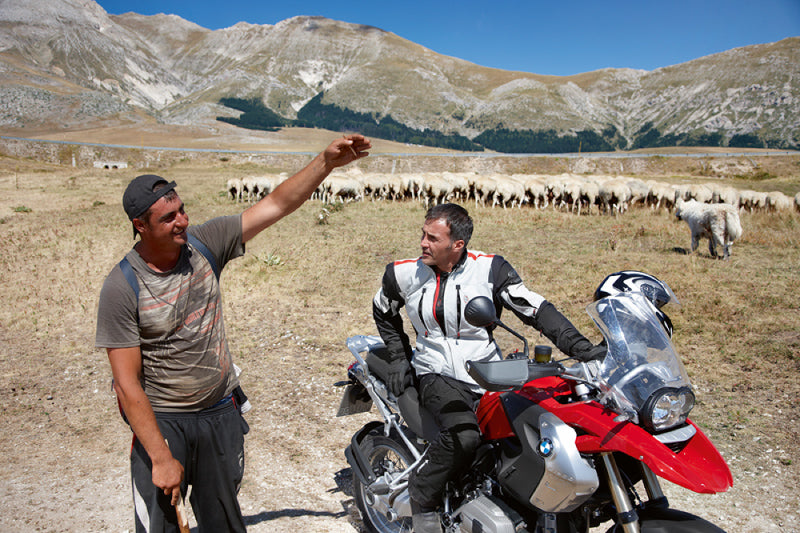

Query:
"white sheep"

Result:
[[597, 177, 632, 215], [766, 191, 793, 212], [626, 178, 651, 209], [387, 174, 412, 201], [712, 185, 740, 207], [491, 175, 526, 209], [322, 175, 364, 203], [518, 174, 548, 209], [579, 178, 600, 215], [544, 174, 566, 209], [441, 172, 471, 202], [646, 180, 676, 211], [672, 184, 690, 203], [226, 178, 243, 202], [472, 175, 498, 208], [558, 175, 584, 214], [240, 177, 257, 203], [795, 192, 800, 212], [687, 183, 714, 204], [421, 173, 456, 207], [359, 173, 391, 201], [251, 176, 276, 199], [738, 190, 767, 212], [397, 173, 426, 202], [675, 199, 742, 260]]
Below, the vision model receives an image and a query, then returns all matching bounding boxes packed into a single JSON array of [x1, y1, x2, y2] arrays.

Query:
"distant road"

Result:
[[1, 135, 797, 159]]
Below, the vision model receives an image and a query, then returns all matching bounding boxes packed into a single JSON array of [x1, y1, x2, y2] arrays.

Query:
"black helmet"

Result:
[[594, 271, 678, 337]]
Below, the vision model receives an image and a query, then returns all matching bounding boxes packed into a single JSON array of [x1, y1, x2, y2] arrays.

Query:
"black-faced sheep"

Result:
[[675, 199, 742, 259]]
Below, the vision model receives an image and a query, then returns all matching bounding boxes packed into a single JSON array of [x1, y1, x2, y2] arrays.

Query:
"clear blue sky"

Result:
[[96, 0, 799, 76]]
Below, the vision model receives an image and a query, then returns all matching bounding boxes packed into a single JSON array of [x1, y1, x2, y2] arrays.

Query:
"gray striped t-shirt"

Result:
[[96, 215, 245, 412]]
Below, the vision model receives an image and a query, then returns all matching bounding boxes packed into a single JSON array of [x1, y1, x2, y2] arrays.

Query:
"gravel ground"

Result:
[[3, 333, 794, 532]]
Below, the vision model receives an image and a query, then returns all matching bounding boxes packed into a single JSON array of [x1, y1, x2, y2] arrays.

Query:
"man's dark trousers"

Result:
[[130, 400, 247, 533]]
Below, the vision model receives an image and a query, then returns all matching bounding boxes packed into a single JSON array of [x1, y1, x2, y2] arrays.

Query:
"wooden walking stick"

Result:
[[174, 493, 190, 533]]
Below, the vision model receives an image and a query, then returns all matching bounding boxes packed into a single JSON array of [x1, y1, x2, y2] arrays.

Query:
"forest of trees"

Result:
[[218, 94, 482, 151], [217, 95, 792, 153], [473, 127, 617, 153], [216, 97, 287, 131], [295, 93, 483, 151]]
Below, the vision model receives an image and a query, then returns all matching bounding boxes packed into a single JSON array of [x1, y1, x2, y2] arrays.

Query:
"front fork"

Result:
[[600, 453, 669, 533]]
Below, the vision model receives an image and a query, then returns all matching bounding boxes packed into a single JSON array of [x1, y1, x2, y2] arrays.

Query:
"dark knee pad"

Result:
[[450, 427, 481, 464]]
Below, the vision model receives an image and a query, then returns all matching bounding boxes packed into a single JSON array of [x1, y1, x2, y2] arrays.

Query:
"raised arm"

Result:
[[241, 134, 370, 243], [107, 346, 184, 505]]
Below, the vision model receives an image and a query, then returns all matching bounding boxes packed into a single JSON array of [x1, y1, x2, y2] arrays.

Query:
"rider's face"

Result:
[[420, 218, 463, 272]]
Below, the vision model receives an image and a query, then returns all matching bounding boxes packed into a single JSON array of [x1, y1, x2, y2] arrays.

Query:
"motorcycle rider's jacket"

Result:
[[373, 250, 600, 392]]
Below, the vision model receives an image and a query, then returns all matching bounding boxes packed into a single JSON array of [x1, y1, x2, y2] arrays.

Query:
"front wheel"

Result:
[[605, 507, 726, 532], [353, 431, 414, 533]]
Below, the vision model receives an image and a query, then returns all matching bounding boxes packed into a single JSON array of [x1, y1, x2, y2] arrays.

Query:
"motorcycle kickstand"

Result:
[[600, 452, 640, 533]]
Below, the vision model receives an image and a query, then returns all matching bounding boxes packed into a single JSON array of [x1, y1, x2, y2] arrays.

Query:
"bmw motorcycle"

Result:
[[337, 290, 732, 532]]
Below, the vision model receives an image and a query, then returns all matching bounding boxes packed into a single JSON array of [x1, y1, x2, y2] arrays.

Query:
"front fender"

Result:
[[568, 407, 732, 493], [639, 506, 726, 532]]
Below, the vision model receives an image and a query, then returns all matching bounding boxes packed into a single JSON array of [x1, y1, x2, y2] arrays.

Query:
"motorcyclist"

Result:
[[372, 203, 605, 532]]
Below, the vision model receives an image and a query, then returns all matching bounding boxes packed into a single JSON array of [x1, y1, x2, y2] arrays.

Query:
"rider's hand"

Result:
[[386, 359, 411, 396], [575, 343, 607, 362]]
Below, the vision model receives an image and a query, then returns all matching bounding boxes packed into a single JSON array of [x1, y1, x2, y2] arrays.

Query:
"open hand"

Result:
[[325, 134, 371, 169]]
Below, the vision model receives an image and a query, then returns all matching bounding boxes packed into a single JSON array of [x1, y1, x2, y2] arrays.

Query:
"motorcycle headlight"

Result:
[[641, 387, 695, 432]]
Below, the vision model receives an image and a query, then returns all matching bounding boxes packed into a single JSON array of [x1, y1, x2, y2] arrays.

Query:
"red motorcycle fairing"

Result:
[[476, 376, 733, 495]]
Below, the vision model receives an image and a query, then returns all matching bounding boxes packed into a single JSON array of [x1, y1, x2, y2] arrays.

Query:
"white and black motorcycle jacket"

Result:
[[373, 250, 601, 392]]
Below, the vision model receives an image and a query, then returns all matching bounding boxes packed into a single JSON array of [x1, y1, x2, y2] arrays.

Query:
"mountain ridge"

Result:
[[0, 0, 797, 150]]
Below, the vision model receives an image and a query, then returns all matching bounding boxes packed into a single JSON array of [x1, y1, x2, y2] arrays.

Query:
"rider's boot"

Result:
[[411, 499, 442, 533]]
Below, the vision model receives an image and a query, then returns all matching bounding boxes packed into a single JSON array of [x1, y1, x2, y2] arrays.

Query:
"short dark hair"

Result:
[[425, 203, 473, 245]]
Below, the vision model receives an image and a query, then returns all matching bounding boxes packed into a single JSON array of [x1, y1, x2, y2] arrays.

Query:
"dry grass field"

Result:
[[0, 150, 798, 532]]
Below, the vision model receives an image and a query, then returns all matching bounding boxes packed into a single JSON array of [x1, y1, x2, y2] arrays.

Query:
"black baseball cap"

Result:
[[123, 174, 177, 221]]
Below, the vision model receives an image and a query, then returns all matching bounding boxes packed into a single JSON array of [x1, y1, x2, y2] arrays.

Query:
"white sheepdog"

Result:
[[675, 199, 743, 259]]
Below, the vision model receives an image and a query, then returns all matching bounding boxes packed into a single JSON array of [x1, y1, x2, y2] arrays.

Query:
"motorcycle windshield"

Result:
[[586, 292, 692, 421]]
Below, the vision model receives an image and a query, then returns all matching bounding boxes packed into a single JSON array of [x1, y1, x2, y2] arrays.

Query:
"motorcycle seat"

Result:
[[366, 347, 439, 442]]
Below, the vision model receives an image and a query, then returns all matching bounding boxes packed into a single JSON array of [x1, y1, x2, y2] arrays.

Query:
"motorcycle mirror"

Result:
[[465, 296, 530, 360], [464, 296, 498, 328]]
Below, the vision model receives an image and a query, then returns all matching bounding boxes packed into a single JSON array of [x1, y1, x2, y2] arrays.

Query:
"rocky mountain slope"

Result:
[[0, 0, 797, 149]]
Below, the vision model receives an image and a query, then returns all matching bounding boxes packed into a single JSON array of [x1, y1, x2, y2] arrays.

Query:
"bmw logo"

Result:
[[538, 438, 554, 457]]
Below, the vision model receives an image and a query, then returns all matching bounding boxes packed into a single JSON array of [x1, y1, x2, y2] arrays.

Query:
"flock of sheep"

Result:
[[227, 169, 799, 215], [226, 170, 799, 259]]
